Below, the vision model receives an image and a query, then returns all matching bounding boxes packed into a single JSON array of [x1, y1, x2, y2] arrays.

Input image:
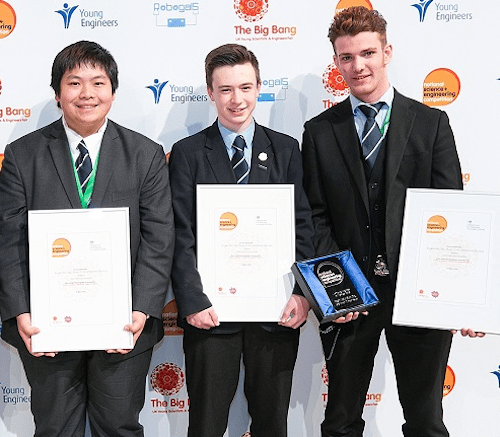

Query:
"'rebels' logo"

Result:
[[335, 0, 373, 14], [412, 0, 434, 22], [234, 0, 268, 22], [55, 3, 79, 28], [150, 362, 185, 395], [147, 79, 169, 104], [323, 63, 350, 97], [0, 1, 16, 38]]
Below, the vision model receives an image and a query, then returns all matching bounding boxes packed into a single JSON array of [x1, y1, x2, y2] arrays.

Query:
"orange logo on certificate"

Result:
[[52, 238, 71, 257], [426, 215, 447, 233], [219, 212, 238, 230]]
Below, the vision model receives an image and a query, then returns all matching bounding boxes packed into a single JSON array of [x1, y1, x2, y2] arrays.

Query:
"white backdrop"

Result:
[[1, 1, 500, 436]]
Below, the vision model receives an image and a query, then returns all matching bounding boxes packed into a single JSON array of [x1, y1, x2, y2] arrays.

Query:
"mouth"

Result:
[[353, 74, 370, 82], [77, 104, 98, 109], [229, 107, 246, 115]]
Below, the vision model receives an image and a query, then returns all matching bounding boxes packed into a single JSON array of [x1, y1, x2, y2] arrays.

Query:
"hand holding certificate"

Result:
[[28, 208, 133, 352]]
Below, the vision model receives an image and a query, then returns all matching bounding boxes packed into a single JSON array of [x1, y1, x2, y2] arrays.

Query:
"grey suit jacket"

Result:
[[169, 121, 314, 334], [302, 90, 463, 288], [0, 118, 174, 355]]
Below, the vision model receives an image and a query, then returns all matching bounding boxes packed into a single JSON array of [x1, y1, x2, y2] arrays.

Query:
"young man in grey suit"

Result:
[[302, 7, 482, 437], [169, 43, 314, 437], [0, 41, 173, 436]]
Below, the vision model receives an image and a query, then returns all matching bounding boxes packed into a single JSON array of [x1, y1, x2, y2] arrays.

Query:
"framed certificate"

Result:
[[393, 189, 500, 334], [197, 184, 295, 322], [29, 208, 133, 352]]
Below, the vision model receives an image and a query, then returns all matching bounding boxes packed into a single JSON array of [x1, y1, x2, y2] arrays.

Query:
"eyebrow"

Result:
[[65, 74, 108, 80], [217, 82, 254, 89]]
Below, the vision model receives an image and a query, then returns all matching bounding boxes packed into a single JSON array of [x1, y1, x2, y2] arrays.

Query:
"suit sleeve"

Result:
[[131, 144, 174, 319], [301, 122, 340, 256], [0, 145, 30, 322], [431, 111, 463, 190], [168, 143, 212, 320]]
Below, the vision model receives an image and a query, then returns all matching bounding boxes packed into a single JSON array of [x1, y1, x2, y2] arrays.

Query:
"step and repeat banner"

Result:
[[1, 1, 500, 436]]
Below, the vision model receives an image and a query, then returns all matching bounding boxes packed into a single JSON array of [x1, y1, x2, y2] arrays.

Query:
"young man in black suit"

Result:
[[301, 6, 479, 437], [169, 43, 314, 437], [0, 41, 173, 436]]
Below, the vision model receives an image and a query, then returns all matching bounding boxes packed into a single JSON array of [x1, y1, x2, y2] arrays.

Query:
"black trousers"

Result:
[[18, 347, 153, 437], [320, 288, 452, 437], [183, 323, 300, 437]]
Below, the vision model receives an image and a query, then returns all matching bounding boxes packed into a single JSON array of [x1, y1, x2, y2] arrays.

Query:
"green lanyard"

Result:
[[380, 104, 392, 137], [70, 149, 101, 208]]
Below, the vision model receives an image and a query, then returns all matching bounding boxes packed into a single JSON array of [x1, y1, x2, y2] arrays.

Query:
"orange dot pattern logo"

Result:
[[426, 215, 447, 233], [0, 154, 4, 172], [443, 365, 455, 397], [323, 63, 350, 97], [234, 0, 268, 22], [220, 212, 238, 231], [150, 362, 185, 396], [162, 300, 183, 336], [0, 1, 16, 39], [52, 238, 71, 257], [336, 0, 373, 14], [423, 68, 460, 107]]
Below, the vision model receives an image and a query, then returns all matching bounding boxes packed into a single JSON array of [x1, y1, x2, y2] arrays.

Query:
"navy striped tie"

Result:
[[231, 135, 249, 184], [359, 102, 384, 168], [75, 140, 92, 193]]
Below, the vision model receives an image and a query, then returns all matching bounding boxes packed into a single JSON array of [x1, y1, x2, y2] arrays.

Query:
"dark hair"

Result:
[[328, 6, 387, 53], [51, 40, 119, 96], [205, 43, 260, 90]]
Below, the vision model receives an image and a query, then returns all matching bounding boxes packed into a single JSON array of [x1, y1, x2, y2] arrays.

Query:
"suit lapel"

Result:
[[48, 120, 81, 208], [330, 99, 369, 212], [385, 91, 414, 202], [90, 121, 120, 206], [249, 124, 272, 184], [205, 122, 240, 184]]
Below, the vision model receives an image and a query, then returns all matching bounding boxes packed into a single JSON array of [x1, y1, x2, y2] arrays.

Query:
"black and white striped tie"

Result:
[[359, 102, 384, 168], [231, 135, 249, 184], [75, 140, 92, 193]]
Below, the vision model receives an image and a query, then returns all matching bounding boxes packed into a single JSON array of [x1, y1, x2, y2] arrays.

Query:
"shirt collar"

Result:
[[350, 85, 395, 113], [62, 117, 108, 158], [218, 119, 256, 152]]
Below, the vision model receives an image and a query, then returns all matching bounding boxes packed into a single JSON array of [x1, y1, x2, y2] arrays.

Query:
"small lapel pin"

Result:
[[258, 152, 268, 162]]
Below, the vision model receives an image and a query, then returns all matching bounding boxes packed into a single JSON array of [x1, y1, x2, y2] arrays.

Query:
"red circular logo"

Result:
[[234, 0, 269, 22], [150, 362, 185, 395], [323, 63, 350, 97], [321, 364, 329, 386]]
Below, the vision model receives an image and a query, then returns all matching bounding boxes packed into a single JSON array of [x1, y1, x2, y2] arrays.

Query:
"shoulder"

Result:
[[258, 124, 298, 147], [304, 98, 351, 129], [171, 125, 212, 154], [106, 120, 162, 153], [6, 119, 61, 152], [394, 90, 448, 120]]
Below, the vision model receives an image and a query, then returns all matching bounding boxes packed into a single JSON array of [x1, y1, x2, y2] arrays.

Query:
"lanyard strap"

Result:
[[70, 149, 101, 208]]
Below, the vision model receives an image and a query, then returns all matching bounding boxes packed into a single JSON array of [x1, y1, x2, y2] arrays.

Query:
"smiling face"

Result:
[[334, 31, 392, 104], [207, 62, 261, 134], [55, 64, 115, 138]]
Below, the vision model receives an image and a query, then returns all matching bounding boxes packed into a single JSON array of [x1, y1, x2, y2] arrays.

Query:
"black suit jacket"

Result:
[[0, 119, 174, 357], [169, 121, 314, 334], [302, 90, 462, 288]]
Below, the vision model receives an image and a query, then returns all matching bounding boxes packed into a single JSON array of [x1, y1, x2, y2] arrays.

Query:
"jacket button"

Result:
[[362, 256, 368, 262]]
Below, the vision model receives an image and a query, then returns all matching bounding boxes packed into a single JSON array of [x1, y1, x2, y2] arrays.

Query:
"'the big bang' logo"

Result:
[[335, 0, 373, 14], [234, 0, 268, 22], [323, 63, 350, 97], [422, 68, 460, 106], [150, 362, 185, 396], [0, 1, 16, 38]]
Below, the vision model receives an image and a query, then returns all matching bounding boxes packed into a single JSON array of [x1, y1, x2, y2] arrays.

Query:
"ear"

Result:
[[207, 85, 215, 101], [383, 44, 393, 66]]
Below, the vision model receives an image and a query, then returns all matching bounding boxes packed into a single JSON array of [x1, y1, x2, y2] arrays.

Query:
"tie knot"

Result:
[[232, 135, 246, 152], [77, 140, 88, 154], [359, 102, 384, 120]]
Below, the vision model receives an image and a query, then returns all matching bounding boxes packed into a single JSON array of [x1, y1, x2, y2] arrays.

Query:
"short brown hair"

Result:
[[205, 44, 261, 90], [328, 6, 387, 53]]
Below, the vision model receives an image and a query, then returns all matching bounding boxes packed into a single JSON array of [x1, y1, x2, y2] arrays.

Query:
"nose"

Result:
[[352, 56, 365, 73], [231, 89, 243, 104], [79, 83, 93, 99]]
